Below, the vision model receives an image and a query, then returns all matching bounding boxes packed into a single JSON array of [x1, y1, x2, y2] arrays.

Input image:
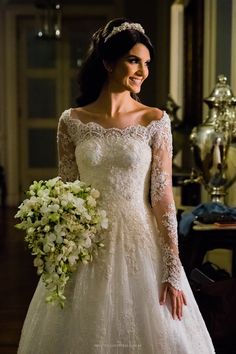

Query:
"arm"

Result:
[[150, 115, 186, 318], [57, 113, 79, 182]]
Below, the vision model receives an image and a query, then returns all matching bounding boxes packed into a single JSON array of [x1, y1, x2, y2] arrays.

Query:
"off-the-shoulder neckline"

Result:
[[65, 108, 167, 132]]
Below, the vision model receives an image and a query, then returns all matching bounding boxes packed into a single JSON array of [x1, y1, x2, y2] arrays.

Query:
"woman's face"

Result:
[[108, 43, 151, 94]]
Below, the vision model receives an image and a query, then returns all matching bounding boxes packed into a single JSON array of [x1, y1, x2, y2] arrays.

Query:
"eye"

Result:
[[128, 57, 139, 64]]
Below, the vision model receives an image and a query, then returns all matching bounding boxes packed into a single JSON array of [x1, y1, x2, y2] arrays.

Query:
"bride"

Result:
[[17, 17, 215, 353]]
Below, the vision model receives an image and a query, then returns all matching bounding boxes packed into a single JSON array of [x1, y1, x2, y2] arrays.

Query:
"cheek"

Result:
[[143, 68, 149, 80], [121, 65, 131, 77], [113, 67, 130, 82]]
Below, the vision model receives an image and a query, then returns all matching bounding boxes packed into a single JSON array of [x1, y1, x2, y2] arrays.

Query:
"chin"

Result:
[[129, 86, 141, 94]]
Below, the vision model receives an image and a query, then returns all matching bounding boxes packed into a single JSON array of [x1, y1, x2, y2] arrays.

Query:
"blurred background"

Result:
[[0, 0, 235, 353]]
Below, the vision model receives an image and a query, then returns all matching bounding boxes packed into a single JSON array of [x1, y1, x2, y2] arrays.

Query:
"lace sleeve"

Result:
[[57, 112, 79, 182], [150, 115, 182, 290]]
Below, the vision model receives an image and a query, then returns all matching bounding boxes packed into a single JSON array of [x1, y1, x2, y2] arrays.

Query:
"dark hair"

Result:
[[75, 18, 154, 106]]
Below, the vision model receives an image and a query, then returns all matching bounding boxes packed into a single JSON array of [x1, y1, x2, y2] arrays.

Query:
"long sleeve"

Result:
[[57, 112, 79, 182], [150, 116, 182, 290]]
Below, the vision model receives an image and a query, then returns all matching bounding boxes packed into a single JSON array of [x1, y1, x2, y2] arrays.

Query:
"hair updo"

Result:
[[75, 18, 154, 107]]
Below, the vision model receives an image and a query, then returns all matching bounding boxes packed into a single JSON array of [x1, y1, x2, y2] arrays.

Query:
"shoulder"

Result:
[[137, 105, 169, 127], [58, 109, 71, 125], [139, 107, 172, 146], [144, 106, 164, 121]]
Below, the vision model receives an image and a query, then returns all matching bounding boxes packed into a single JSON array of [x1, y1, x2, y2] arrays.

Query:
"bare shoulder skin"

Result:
[[132, 102, 164, 126]]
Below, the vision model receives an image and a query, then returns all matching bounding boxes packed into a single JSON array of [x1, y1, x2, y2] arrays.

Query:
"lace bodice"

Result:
[[57, 109, 182, 290]]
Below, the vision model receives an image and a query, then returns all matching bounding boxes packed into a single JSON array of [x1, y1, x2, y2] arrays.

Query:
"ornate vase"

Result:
[[190, 75, 236, 203]]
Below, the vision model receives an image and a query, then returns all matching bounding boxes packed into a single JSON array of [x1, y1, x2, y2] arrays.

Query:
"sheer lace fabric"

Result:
[[17, 109, 215, 354], [150, 118, 182, 290], [57, 116, 79, 181]]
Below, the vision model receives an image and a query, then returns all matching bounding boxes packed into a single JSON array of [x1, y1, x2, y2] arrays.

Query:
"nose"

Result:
[[136, 62, 148, 77]]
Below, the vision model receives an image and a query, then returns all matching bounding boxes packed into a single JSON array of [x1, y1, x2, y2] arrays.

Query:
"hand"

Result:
[[159, 282, 187, 320]]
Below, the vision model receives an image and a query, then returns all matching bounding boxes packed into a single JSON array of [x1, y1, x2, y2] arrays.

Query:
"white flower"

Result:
[[90, 188, 100, 199], [15, 177, 108, 308], [44, 225, 50, 232], [70, 183, 81, 194], [85, 238, 92, 248], [68, 255, 78, 266], [99, 210, 109, 229], [48, 204, 60, 213], [73, 198, 85, 210], [27, 227, 35, 235], [34, 257, 44, 267], [41, 215, 49, 225], [86, 196, 96, 207], [101, 217, 109, 229], [46, 176, 61, 188], [43, 244, 51, 253], [37, 189, 50, 198]]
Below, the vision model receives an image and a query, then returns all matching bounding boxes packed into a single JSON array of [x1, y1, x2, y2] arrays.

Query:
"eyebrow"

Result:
[[126, 54, 151, 62]]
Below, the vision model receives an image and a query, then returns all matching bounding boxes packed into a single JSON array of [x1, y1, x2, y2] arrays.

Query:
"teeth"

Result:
[[130, 78, 142, 85]]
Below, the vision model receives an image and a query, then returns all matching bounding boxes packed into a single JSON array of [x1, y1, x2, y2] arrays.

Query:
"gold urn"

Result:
[[190, 75, 236, 203]]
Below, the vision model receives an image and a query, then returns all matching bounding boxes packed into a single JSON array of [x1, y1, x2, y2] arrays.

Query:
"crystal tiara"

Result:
[[104, 22, 145, 43]]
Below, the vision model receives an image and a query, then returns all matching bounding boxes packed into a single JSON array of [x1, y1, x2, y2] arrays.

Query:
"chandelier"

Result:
[[34, 0, 62, 40]]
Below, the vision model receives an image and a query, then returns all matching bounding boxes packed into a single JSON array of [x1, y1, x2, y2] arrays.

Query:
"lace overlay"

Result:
[[17, 109, 215, 354], [57, 116, 79, 182], [150, 117, 182, 290]]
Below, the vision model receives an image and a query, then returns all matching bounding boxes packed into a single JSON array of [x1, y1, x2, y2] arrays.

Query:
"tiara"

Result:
[[104, 22, 145, 43]]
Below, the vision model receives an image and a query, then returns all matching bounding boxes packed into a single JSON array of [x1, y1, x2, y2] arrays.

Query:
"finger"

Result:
[[182, 292, 187, 306], [177, 296, 183, 320], [171, 293, 177, 319], [159, 284, 168, 305], [175, 296, 182, 320]]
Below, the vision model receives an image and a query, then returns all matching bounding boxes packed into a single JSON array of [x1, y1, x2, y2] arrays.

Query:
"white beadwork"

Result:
[[104, 21, 145, 43]]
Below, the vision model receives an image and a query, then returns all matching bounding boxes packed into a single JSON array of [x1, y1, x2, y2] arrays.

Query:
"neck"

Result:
[[94, 84, 136, 119]]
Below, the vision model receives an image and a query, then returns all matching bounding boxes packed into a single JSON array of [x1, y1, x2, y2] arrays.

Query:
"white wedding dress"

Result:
[[17, 109, 215, 354]]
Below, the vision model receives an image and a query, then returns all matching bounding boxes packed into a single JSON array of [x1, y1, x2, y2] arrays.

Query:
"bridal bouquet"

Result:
[[15, 177, 108, 308]]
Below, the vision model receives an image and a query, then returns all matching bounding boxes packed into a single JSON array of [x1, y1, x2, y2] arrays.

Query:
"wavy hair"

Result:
[[75, 18, 154, 106]]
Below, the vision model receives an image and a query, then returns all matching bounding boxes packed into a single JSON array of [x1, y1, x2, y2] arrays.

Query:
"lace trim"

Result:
[[160, 240, 182, 290], [59, 109, 170, 148]]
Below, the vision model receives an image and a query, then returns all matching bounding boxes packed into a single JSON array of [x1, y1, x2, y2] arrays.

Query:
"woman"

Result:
[[18, 18, 215, 353]]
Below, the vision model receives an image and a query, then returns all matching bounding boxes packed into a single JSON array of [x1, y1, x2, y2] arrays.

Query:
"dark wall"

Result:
[[216, 0, 232, 81], [184, 0, 204, 127]]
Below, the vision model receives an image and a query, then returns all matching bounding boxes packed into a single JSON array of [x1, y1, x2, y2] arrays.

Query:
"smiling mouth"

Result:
[[130, 78, 142, 85]]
